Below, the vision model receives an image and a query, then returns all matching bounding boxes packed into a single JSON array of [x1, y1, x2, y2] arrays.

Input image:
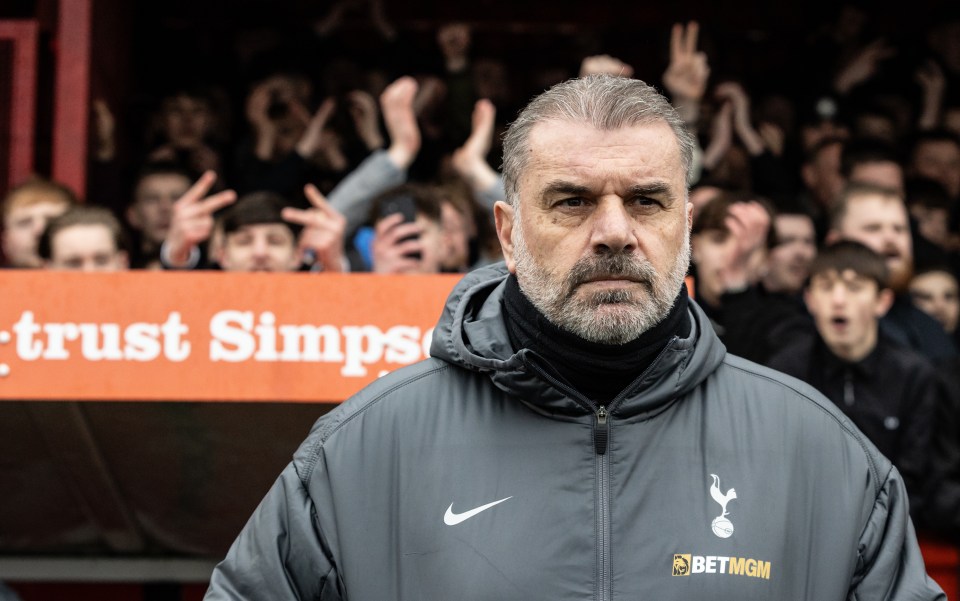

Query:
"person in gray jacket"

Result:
[[206, 75, 944, 600]]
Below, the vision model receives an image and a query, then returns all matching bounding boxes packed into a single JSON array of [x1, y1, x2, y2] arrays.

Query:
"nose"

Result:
[[251, 235, 269, 258], [830, 284, 848, 305], [590, 198, 635, 253]]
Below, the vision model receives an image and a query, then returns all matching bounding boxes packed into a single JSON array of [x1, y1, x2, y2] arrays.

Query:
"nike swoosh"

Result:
[[443, 496, 513, 526]]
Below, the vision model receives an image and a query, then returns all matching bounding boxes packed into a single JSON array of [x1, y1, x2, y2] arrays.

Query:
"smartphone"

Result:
[[378, 195, 421, 260]]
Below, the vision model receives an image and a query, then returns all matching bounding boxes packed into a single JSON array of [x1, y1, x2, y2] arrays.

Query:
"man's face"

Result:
[[848, 160, 904, 195], [495, 120, 692, 344], [912, 140, 960, 198], [801, 142, 844, 207], [162, 95, 211, 149], [805, 269, 892, 362], [218, 223, 300, 272], [691, 228, 737, 307], [763, 214, 817, 294], [910, 270, 959, 334], [129, 174, 190, 245], [47, 224, 128, 271], [833, 194, 913, 291], [2, 200, 70, 267]]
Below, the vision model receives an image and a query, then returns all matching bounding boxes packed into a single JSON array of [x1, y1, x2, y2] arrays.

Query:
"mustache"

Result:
[[566, 251, 657, 290]]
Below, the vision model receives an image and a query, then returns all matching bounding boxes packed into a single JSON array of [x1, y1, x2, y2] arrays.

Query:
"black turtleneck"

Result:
[[503, 275, 691, 404]]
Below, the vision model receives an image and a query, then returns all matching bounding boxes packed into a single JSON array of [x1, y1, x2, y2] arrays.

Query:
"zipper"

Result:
[[597, 442, 610, 601], [522, 338, 677, 601], [843, 371, 855, 406]]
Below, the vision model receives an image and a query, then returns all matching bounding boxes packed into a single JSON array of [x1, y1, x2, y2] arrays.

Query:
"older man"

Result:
[[206, 76, 942, 600]]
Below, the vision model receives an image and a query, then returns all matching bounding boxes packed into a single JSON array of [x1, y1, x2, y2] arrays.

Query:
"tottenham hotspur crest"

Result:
[[709, 474, 737, 538]]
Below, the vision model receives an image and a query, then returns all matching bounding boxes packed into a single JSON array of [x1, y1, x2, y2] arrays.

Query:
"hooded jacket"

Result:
[[206, 263, 944, 600]]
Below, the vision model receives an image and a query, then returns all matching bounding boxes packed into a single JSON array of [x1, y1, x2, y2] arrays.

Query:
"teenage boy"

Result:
[[769, 241, 939, 514]]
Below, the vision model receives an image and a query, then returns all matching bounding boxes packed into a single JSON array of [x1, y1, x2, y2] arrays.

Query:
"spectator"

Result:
[[827, 182, 957, 361], [690, 194, 812, 363], [762, 207, 818, 295], [1, 178, 76, 268], [368, 184, 445, 274], [910, 267, 960, 343], [769, 241, 938, 515], [38, 206, 129, 271], [126, 162, 192, 269], [161, 172, 346, 273], [908, 130, 960, 202], [147, 87, 223, 176]]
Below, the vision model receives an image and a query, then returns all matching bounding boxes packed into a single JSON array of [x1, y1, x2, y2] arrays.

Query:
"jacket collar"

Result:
[[430, 263, 727, 418]]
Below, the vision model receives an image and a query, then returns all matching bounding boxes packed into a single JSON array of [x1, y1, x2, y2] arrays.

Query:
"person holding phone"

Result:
[[369, 184, 446, 274]]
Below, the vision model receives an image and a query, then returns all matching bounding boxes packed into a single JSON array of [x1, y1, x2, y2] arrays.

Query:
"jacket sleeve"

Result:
[[205, 461, 343, 601], [327, 149, 407, 236], [848, 465, 945, 601]]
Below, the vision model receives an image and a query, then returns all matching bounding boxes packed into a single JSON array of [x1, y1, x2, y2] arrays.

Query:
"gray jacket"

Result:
[[206, 264, 944, 600]]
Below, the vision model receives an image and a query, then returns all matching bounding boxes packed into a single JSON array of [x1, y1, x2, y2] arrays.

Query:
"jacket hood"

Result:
[[430, 263, 727, 418]]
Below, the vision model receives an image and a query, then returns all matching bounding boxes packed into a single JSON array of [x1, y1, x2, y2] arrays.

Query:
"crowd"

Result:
[[3, 4, 960, 543]]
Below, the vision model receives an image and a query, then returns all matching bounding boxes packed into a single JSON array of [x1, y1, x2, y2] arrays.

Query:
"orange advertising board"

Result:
[[0, 271, 461, 402]]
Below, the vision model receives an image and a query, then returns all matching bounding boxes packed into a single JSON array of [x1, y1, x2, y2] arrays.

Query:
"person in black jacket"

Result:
[[769, 241, 939, 515]]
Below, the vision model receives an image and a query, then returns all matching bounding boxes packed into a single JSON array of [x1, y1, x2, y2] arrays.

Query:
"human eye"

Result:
[[557, 197, 586, 208]]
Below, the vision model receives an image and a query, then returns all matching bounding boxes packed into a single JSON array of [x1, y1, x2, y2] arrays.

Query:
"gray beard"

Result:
[[512, 221, 690, 344]]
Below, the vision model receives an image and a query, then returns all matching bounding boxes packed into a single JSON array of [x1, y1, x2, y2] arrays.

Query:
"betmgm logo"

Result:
[[672, 554, 771, 580]]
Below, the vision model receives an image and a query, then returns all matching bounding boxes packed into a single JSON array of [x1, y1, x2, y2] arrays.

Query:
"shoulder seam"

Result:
[[723, 359, 883, 496], [298, 362, 452, 483]]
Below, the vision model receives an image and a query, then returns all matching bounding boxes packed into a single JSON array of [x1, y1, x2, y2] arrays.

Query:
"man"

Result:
[[1, 178, 75, 268], [38, 206, 129, 271], [768, 242, 938, 516], [910, 267, 959, 340], [908, 130, 960, 201], [367, 184, 446, 274], [126, 162, 191, 268], [826, 183, 957, 362], [762, 209, 818, 296], [689, 195, 812, 364], [207, 76, 942, 600], [161, 172, 346, 273]]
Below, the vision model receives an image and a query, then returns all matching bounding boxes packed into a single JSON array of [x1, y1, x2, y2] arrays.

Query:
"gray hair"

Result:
[[501, 75, 696, 206]]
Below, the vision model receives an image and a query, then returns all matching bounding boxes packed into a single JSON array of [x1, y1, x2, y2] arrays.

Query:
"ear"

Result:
[[875, 287, 895, 318], [494, 200, 517, 274], [117, 251, 129, 270], [686, 200, 694, 232], [824, 229, 841, 246], [803, 287, 814, 313]]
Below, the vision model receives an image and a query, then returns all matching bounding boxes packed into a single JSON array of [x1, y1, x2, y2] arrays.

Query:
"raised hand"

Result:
[[452, 99, 499, 193], [164, 171, 237, 267], [347, 90, 385, 151], [246, 80, 280, 160], [663, 21, 710, 103], [721, 201, 771, 289], [295, 97, 337, 158], [371, 213, 425, 274], [714, 82, 764, 156], [916, 60, 946, 130], [281, 184, 347, 272], [380, 76, 421, 170], [92, 99, 116, 161], [833, 39, 896, 95]]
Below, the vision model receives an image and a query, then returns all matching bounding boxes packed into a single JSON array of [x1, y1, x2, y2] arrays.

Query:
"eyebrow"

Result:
[[541, 181, 592, 197], [540, 181, 677, 200], [626, 182, 676, 202]]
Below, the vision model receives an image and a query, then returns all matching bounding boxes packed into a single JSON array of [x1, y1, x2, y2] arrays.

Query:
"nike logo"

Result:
[[443, 497, 513, 526]]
